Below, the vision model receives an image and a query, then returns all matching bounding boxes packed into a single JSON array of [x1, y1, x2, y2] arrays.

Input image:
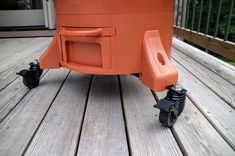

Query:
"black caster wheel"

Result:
[[17, 60, 43, 89], [159, 110, 177, 128], [154, 85, 187, 128]]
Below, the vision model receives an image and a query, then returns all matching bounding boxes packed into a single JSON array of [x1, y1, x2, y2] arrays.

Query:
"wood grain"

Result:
[[77, 76, 129, 156], [173, 26, 235, 61], [172, 48, 235, 108], [0, 69, 69, 156], [0, 70, 48, 122], [0, 30, 55, 38], [0, 37, 52, 91], [0, 38, 51, 71], [172, 38, 235, 85], [156, 92, 235, 156], [172, 60, 235, 150], [0, 37, 234, 155], [25, 72, 91, 156], [0, 38, 31, 62], [120, 75, 182, 156]]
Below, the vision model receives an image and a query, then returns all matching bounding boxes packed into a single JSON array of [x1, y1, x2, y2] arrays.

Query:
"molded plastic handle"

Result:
[[60, 28, 103, 37]]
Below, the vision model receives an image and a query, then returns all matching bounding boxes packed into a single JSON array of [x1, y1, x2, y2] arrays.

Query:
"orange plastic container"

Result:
[[39, 0, 178, 91]]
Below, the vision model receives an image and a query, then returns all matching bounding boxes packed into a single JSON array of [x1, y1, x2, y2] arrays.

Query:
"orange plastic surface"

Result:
[[141, 30, 178, 91], [39, 0, 178, 91]]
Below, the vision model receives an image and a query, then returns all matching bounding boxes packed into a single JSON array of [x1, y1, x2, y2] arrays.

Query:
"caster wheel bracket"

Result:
[[17, 60, 43, 89], [154, 85, 187, 127]]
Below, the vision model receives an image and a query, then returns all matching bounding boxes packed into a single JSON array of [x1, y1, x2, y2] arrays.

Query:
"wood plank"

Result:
[[0, 38, 29, 51], [77, 76, 129, 156], [0, 38, 31, 62], [0, 70, 48, 122], [156, 92, 235, 156], [0, 37, 52, 91], [0, 77, 28, 122], [0, 69, 69, 156], [172, 38, 235, 85], [172, 48, 235, 108], [173, 26, 235, 61], [120, 75, 182, 156], [25, 72, 91, 156], [0, 30, 55, 38], [0, 38, 51, 72], [172, 59, 235, 150], [0, 38, 50, 65]]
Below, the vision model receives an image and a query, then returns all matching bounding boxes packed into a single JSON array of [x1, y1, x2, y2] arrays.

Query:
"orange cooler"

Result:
[[39, 0, 178, 91], [18, 0, 187, 128]]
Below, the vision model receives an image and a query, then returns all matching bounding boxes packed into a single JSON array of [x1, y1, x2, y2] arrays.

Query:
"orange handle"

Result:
[[60, 28, 103, 37]]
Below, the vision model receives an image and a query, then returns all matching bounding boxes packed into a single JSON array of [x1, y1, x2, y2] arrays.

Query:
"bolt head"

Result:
[[174, 84, 183, 91]]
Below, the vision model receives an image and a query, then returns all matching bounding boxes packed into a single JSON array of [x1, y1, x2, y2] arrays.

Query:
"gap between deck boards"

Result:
[[1, 37, 235, 156]]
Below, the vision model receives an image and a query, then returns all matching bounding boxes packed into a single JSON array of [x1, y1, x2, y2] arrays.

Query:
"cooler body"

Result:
[[39, 0, 178, 91], [18, 0, 187, 128]]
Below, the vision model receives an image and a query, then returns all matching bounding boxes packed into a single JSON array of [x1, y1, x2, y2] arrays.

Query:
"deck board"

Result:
[[0, 38, 52, 91], [173, 38, 235, 85], [0, 77, 29, 122], [0, 37, 235, 155], [172, 59, 235, 150], [0, 38, 33, 62], [0, 69, 69, 156], [25, 72, 91, 156], [156, 92, 235, 156], [120, 75, 182, 156], [77, 76, 129, 156], [0, 70, 48, 122], [172, 48, 235, 108]]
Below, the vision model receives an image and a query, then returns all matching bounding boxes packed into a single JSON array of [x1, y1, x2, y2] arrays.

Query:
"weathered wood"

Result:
[[172, 59, 235, 150], [0, 38, 29, 51], [77, 76, 129, 156], [0, 38, 52, 91], [173, 26, 235, 61], [1, 36, 235, 155], [0, 78, 28, 122], [25, 72, 91, 156], [0, 69, 69, 156], [0, 38, 51, 71], [156, 92, 235, 156], [0, 30, 55, 38], [172, 48, 235, 108], [0, 70, 48, 122], [0, 38, 31, 62], [172, 38, 235, 85], [120, 75, 182, 156]]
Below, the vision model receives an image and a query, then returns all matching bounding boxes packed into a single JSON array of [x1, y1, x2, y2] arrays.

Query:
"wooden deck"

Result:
[[0, 37, 235, 156]]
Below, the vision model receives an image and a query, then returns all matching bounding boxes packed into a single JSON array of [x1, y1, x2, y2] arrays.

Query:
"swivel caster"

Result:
[[17, 60, 43, 89], [154, 85, 187, 128]]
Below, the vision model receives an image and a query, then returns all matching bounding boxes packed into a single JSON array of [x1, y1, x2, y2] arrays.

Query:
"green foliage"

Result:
[[187, 0, 235, 42]]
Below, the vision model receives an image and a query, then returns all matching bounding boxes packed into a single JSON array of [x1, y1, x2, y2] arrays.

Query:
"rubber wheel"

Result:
[[23, 76, 39, 89], [22, 69, 42, 89], [159, 110, 178, 128], [178, 100, 185, 116]]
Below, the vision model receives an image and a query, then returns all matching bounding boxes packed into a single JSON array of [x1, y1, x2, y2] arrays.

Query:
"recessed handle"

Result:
[[60, 28, 103, 37]]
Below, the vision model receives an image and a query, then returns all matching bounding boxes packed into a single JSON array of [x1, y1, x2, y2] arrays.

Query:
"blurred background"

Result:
[[0, 0, 55, 30]]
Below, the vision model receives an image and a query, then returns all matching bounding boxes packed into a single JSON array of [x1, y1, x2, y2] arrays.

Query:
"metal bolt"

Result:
[[174, 84, 183, 91]]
